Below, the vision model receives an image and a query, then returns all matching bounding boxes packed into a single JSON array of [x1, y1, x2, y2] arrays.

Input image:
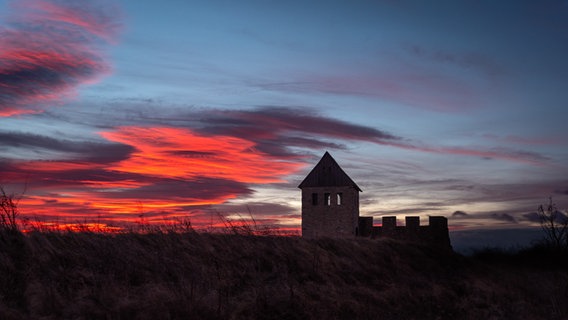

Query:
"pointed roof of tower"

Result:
[[298, 152, 362, 191]]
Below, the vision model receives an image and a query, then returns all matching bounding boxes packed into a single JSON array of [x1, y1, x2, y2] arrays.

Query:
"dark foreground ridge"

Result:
[[1, 230, 567, 320]]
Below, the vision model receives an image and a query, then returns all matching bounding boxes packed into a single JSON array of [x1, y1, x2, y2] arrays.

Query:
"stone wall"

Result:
[[359, 216, 451, 249], [301, 186, 359, 239]]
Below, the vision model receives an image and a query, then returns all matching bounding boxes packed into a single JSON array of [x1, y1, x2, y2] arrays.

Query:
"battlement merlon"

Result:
[[374, 215, 448, 228], [428, 216, 448, 229]]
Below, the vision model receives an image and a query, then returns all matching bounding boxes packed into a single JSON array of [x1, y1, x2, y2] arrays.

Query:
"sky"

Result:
[[1, 0, 567, 248]]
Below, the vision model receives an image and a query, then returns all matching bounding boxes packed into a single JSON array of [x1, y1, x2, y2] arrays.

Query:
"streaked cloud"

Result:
[[0, 130, 133, 163], [490, 213, 517, 223], [2, 102, 561, 230], [193, 106, 550, 165], [450, 211, 520, 226], [3, 125, 301, 226], [523, 210, 568, 224], [8, 165, 252, 225], [190, 106, 400, 158], [27, 104, 552, 166], [403, 45, 506, 77], [0, 0, 121, 116], [385, 141, 551, 165], [481, 133, 563, 146], [100, 126, 304, 183]]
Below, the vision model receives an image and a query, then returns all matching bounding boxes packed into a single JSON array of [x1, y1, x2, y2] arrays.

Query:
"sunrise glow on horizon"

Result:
[[1, 0, 568, 247]]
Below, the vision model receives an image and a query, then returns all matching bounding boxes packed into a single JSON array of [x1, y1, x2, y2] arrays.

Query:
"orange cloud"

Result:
[[9, 126, 304, 230], [22, 222, 123, 233], [100, 127, 304, 183], [18, 186, 238, 222]]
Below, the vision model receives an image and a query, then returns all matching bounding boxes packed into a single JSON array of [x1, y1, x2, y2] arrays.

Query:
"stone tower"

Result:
[[298, 152, 362, 238]]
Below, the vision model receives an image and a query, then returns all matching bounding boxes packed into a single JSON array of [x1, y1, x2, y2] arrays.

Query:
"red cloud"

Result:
[[14, 173, 249, 228], [8, 160, 253, 226], [0, 0, 120, 116], [100, 127, 304, 184], [5, 127, 304, 228]]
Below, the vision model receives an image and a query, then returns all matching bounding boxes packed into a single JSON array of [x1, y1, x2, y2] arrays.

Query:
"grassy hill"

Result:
[[1, 229, 567, 319]]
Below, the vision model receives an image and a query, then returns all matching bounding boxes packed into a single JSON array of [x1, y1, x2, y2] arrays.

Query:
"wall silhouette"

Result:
[[358, 216, 451, 249]]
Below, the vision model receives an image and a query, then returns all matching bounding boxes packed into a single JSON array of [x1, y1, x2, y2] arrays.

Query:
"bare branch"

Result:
[[0, 185, 20, 232], [538, 197, 567, 249]]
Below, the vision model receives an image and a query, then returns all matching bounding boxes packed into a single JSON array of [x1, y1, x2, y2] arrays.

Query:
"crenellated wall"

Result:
[[358, 216, 452, 249]]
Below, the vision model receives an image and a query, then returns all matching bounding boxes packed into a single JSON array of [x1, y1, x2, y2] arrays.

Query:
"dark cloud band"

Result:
[[0, 0, 120, 116]]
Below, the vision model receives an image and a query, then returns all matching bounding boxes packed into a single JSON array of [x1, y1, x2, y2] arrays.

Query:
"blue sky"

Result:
[[1, 0, 567, 247]]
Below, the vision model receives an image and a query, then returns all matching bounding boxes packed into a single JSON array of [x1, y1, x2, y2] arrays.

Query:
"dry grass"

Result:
[[1, 229, 567, 319]]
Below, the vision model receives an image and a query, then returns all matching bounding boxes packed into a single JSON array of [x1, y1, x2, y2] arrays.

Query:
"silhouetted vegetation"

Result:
[[1, 229, 568, 320], [0, 186, 20, 233], [538, 197, 568, 249]]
